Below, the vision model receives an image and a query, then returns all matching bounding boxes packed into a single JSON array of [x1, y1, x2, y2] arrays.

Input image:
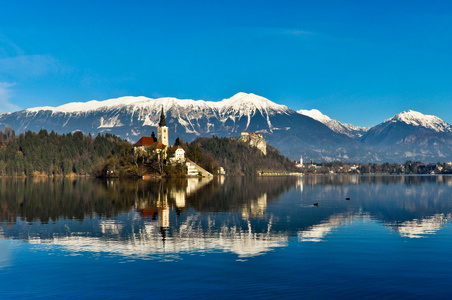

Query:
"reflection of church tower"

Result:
[[297, 177, 303, 192], [158, 184, 170, 245], [157, 107, 169, 146]]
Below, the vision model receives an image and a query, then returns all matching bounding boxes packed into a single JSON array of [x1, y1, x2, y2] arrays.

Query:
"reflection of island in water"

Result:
[[0, 177, 297, 257], [134, 176, 296, 223], [1, 176, 452, 258]]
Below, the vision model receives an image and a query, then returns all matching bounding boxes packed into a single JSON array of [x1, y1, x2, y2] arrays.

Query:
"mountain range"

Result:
[[1, 92, 451, 163]]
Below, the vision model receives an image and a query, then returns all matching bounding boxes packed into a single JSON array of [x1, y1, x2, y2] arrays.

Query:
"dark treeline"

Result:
[[0, 127, 123, 177], [0, 178, 144, 225]]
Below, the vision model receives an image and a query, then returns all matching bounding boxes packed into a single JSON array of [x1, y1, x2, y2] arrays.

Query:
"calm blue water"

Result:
[[1, 176, 452, 299]]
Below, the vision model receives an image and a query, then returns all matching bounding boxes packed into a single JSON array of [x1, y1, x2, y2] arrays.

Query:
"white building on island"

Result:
[[174, 146, 185, 162]]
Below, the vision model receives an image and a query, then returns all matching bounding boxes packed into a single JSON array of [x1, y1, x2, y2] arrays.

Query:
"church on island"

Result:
[[133, 108, 213, 177]]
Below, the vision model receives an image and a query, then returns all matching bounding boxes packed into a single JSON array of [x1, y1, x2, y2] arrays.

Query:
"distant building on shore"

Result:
[[295, 155, 304, 168]]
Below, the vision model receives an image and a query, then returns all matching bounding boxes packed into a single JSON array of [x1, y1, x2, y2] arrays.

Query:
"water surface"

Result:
[[1, 176, 452, 299]]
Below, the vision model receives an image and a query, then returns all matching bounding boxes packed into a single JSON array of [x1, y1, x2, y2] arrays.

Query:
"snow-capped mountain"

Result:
[[25, 92, 290, 122], [359, 110, 452, 161], [20, 92, 291, 136], [383, 110, 452, 133], [361, 110, 452, 146], [297, 109, 369, 138]]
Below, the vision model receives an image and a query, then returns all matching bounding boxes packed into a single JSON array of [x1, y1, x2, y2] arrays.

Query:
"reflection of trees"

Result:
[[0, 177, 215, 224], [0, 178, 141, 224], [186, 176, 297, 213]]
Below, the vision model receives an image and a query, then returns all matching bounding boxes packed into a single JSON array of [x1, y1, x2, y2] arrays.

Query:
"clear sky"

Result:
[[1, 0, 452, 127]]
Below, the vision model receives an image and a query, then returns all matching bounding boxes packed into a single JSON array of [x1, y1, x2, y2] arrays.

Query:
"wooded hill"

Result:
[[182, 136, 299, 176], [0, 127, 298, 177]]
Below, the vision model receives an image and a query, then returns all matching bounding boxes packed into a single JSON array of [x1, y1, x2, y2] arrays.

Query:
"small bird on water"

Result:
[[313, 203, 319, 206], [345, 197, 350, 200]]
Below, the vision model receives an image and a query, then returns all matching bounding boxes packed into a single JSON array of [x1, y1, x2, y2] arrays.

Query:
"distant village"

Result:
[[294, 157, 452, 175]]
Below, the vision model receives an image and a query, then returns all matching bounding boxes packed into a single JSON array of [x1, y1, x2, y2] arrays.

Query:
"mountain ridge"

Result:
[[1, 93, 452, 163], [297, 109, 369, 138]]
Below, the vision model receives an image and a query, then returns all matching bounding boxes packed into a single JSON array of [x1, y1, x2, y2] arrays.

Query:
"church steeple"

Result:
[[157, 107, 169, 146], [158, 107, 167, 127]]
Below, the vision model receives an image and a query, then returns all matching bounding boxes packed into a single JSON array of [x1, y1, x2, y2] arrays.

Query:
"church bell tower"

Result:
[[157, 107, 169, 146]]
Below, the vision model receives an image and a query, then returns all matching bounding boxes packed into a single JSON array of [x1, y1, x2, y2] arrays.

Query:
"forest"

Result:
[[0, 127, 124, 177]]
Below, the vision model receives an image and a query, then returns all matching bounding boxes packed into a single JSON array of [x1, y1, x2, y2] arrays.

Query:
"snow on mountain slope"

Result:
[[219, 93, 290, 115], [297, 109, 368, 138], [297, 109, 331, 123], [26, 96, 214, 114], [360, 109, 452, 148], [383, 110, 452, 132], [216, 93, 291, 131], [26, 93, 290, 115], [23, 93, 292, 135]]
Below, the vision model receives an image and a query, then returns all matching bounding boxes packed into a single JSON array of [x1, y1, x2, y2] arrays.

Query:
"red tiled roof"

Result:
[[155, 142, 165, 149], [133, 137, 156, 147], [250, 132, 263, 136]]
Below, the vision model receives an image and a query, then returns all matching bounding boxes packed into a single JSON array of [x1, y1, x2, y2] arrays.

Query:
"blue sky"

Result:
[[1, 0, 452, 127]]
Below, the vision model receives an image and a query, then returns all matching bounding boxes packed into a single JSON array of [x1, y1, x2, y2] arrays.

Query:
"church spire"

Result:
[[157, 107, 169, 146], [158, 107, 167, 127]]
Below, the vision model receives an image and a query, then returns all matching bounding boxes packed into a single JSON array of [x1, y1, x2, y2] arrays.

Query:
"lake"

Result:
[[1, 175, 452, 299]]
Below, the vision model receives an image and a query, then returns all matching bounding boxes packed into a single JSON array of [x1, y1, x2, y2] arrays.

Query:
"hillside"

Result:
[[185, 136, 298, 176]]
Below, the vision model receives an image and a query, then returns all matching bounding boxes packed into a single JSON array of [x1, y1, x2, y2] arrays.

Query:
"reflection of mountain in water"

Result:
[[21, 214, 288, 258], [297, 212, 367, 242], [389, 213, 452, 238]]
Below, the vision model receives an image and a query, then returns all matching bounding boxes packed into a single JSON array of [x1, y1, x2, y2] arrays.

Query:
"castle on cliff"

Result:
[[238, 131, 267, 155]]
